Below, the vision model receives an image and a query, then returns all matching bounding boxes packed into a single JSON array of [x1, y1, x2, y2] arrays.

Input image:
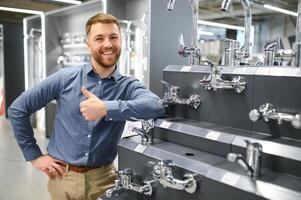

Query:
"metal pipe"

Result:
[[294, 0, 301, 67], [221, 0, 251, 58], [189, 0, 198, 49], [167, 0, 199, 64]]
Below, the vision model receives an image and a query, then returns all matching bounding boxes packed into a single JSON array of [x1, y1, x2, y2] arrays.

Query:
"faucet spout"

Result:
[[167, 0, 200, 65], [221, 0, 252, 59]]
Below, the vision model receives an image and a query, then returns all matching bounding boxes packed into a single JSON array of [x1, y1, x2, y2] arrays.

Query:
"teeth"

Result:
[[103, 51, 114, 55]]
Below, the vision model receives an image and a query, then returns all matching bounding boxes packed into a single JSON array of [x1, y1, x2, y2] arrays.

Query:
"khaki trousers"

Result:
[[47, 163, 117, 200]]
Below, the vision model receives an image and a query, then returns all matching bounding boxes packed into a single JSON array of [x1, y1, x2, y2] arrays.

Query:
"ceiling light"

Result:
[[198, 20, 244, 31], [51, 0, 82, 4], [264, 4, 297, 17], [0, 6, 43, 15]]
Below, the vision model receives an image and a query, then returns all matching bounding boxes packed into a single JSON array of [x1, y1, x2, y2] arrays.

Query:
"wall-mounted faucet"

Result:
[[160, 80, 201, 109], [129, 119, 155, 145], [152, 160, 197, 193], [227, 140, 262, 177], [199, 58, 247, 93], [105, 168, 153, 198], [249, 103, 301, 129], [167, 0, 201, 65], [221, 0, 252, 66]]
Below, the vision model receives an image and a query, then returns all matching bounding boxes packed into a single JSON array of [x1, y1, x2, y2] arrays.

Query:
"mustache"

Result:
[[100, 47, 116, 53]]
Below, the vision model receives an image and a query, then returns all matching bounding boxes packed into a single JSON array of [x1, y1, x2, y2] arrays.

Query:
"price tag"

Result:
[[160, 121, 172, 129], [180, 66, 192, 72], [206, 131, 220, 141], [134, 144, 147, 153], [221, 172, 240, 186]]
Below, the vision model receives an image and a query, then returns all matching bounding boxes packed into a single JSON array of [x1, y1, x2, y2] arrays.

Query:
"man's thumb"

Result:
[[82, 87, 94, 98]]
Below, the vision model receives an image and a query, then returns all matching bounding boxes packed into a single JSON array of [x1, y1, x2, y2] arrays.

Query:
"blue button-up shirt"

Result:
[[8, 64, 165, 167]]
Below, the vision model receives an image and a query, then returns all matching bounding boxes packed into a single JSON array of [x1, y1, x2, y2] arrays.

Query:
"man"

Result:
[[8, 13, 165, 200]]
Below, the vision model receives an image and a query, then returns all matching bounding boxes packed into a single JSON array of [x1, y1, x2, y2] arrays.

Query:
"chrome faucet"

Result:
[[105, 168, 153, 198], [227, 140, 262, 177], [153, 160, 197, 193], [129, 119, 155, 145], [167, 0, 201, 65], [160, 80, 201, 109], [221, 0, 252, 66], [199, 58, 247, 93], [249, 103, 301, 129], [263, 37, 294, 66]]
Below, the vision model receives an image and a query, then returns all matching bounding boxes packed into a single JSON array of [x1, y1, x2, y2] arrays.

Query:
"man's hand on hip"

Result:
[[80, 87, 107, 121], [30, 155, 66, 179]]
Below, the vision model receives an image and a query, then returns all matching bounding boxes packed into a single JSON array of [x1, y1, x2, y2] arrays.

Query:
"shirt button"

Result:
[[85, 153, 89, 157], [98, 81, 101, 84], [88, 134, 91, 138], [109, 118, 113, 121]]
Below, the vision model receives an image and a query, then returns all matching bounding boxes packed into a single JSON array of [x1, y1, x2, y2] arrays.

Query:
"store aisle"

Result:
[[0, 116, 51, 200]]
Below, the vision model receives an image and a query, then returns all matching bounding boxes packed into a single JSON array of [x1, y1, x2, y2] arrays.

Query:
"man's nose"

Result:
[[103, 38, 113, 47]]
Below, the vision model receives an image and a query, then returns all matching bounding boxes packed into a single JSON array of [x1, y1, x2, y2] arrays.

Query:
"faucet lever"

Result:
[[249, 103, 301, 129], [178, 34, 185, 47], [227, 140, 262, 177]]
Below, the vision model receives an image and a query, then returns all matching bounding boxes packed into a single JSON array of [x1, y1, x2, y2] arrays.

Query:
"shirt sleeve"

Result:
[[104, 79, 165, 121], [7, 70, 63, 161]]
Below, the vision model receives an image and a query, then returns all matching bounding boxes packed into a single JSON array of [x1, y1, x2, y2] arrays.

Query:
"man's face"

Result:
[[87, 22, 121, 69]]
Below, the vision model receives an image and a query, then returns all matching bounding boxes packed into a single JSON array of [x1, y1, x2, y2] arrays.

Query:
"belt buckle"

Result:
[[66, 163, 70, 173]]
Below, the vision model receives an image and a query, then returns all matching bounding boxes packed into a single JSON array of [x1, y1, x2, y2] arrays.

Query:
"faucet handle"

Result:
[[178, 34, 185, 47], [292, 114, 301, 129], [161, 159, 174, 168], [120, 168, 133, 177], [141, 119, 154, 132]]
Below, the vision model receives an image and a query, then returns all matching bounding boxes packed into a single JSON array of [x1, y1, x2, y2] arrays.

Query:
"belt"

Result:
[[58, 162, 99, 173]]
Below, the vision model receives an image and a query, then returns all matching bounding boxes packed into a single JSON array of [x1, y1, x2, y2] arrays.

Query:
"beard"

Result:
[[92, 47, 121, 69]]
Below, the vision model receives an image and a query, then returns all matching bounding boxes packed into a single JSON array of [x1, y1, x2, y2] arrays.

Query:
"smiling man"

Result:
[[8, 13, 165, 200]]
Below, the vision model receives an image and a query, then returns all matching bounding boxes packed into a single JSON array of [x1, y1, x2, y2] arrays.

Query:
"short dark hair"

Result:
[[85, 13, 120, 36]]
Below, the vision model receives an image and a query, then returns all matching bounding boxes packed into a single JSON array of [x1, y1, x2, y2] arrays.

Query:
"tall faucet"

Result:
[[221, 0, 252, 60], [227, 140, 262, 177], [167, 0, 201, 65]]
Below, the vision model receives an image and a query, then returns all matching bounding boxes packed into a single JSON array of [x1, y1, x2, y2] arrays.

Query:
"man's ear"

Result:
[[86, 40, 90, 49]]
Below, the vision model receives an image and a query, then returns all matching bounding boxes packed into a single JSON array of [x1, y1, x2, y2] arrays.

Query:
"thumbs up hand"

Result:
[[80, 87, 107, 121]]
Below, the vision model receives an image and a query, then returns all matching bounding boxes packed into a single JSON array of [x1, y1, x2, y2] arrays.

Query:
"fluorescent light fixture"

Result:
[[103, 0, 107, 13], [264, 4, 297, 17], [200, 30, 214, 36], [51, 0, 82, 5], [0, 6, 43, 15], [198, 20, 244, 31]]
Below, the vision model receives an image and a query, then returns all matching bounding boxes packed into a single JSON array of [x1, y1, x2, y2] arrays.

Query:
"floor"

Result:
[[0, 116, 51, 200], [0, 115, 136, 200]]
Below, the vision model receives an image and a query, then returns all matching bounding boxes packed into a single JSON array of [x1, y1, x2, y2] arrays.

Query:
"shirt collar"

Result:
[[85, 63, 122, 82]]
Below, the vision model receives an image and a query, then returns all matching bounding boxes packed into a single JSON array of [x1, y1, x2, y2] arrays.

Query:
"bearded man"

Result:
[[8, 13, 164, 200]]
